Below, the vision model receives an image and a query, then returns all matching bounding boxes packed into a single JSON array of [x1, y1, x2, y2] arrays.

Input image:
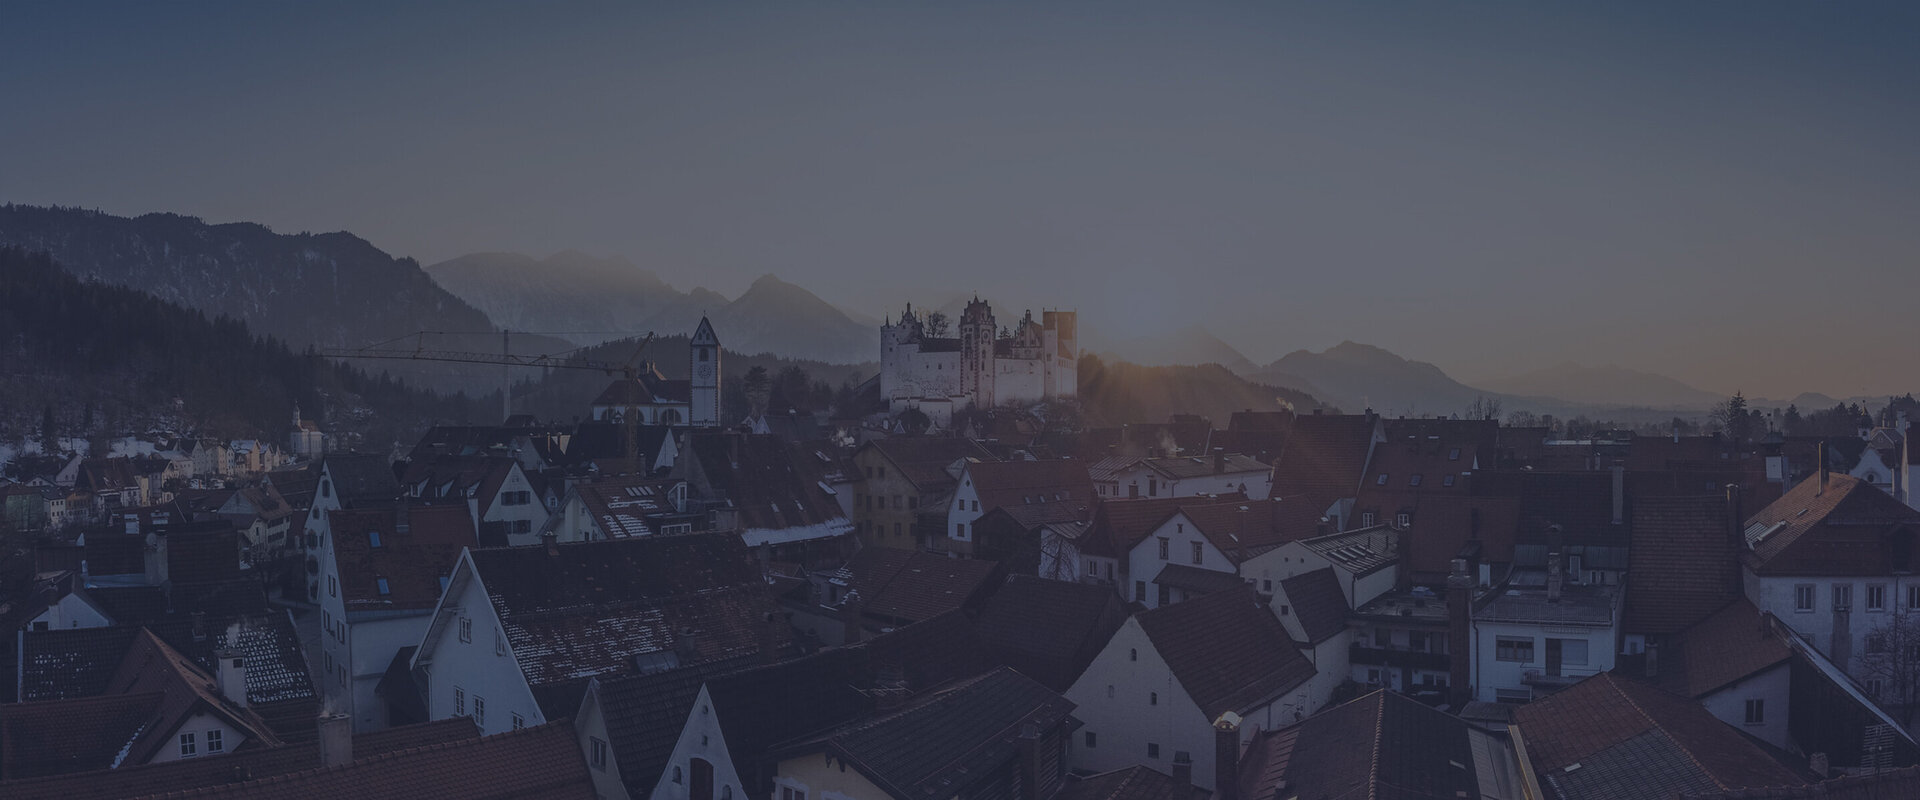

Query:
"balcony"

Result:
[[1522, 668, 1597, 689], [1349, 643, 1450, 672]]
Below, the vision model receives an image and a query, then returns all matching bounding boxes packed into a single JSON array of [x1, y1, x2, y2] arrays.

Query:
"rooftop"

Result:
[[1135, 586, 1316, 720]]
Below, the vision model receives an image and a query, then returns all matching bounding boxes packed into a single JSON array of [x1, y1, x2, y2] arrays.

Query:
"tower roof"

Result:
[[691, 316, 720, 347]]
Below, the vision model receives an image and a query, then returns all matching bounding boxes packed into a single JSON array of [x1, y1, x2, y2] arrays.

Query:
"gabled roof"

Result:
[[1160, 499, 1318, 564], [842, 547, 1002, 626], [964, 459, 1095, 515], [1269, 413, 1378, 500], [1134, 587, 1316, 720], [329, 504, 476, 612], [974, 575, 1127, 692], [1396, 495, 1520, 579], [1513, 672, 1805, 800], [104, 629, 281, 765], [0, 718, 479, 799], [1277, 568, 1350, 645], [1625, 495, 1741, 635], [1077, 493, 1248, 559], [775, 667, 1077, 800], [1238, 689, 1518, 800], [1740, 473, 1920, 576], [16, 608, 314, 720], [678, 433, 847, 533], [1062, 765, 1211, 800], [1151, 563, 1249, 595], [570, 477, 688, 538], [1649, 598, 1792, 699], [857, 437, 997, 492], [319, 453, 401, 502], [466, 534, 787, 687], [592, 370, 692, 407], [398, 455, 518, 517], [136, 720, 596, 799]]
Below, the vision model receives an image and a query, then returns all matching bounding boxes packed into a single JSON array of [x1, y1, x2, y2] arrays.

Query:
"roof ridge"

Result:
[[1368, 691, 1385, 800]]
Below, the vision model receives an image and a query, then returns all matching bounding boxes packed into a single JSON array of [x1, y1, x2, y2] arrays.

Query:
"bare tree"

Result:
[[1465, 395, 1503, 421], [924, 310, 950, 338], [1860, 605, 1920, 726]]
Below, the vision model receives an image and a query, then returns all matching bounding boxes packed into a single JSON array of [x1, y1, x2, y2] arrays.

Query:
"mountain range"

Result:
[[426, 252, 877, 364], [1476, 362, 1725, 410]]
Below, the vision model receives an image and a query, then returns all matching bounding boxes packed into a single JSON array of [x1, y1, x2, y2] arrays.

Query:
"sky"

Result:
[[4, 2, 1918, 398]]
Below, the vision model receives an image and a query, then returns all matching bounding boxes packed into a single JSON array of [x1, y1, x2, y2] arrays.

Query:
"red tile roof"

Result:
[[1276, 568, 1349, 645], [860, 437, 998, 492], [1626, 495, 1743, 635], [974, 575, 1127, 692], [328, 504, 477, 611], [1062, 765, 1211, 800], [1077, 493, 1248, 558], [1741, 473, 1920, 576], [964, 459, 1095, 516], [1135, 587, 1316, 720], [844, 547, 1003, 626], [1397, 494, 1520, 579], [1239, 690, 1492, 800], [105, 629, 281, 765], [1657, 599, 1792, 699], [1269, 414, 1379, 500], [0, 692, 164, 779]]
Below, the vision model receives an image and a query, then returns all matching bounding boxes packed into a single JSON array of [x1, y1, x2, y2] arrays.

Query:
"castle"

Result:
[[879, 299, 1077, 427]]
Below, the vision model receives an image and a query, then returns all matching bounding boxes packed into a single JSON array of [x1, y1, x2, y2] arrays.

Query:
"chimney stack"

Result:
[[1610, 466, 1625, 525], [317, 712, 352, 768], [542, 530, 558, 557], [1213, 713, 1241, 800], [1214, 448, 1226, 475], [1808, 752, 1830, 778], [1546, 525, 1565, 603], [675, 627, 698, 663], [761, 611, 786, 665], [1015, 722, 1042, 800], [1171, 752, 1195, 800], [214, 648, 248, 707], [1447, 558, 1474, 707], [841, 589, 864, 644]]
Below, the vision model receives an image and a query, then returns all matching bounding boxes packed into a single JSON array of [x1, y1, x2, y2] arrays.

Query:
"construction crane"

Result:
[[321, 330, 658, 463]]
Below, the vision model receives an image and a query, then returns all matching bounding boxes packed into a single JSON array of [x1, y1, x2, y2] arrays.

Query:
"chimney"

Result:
[[1610, 466, 1625, 525], [1546, 525, 1566, 603], [1213, 448, 1226, 475], [1808, 752, 1830, 778], [761, 611, 786, 665], [541, 530, 558, 557], [1015, 722, 1042, 800], [1171, 752, 1195, 800], [317, 713, 352, 768], [191, 611, 209, 642], [1213, 713, 1241, 800], [841, 589, 864, 644], [675, 627, 698, 663], [1725, 484, 1746, 595], [214, 648, 248, 707], [1447, 558, 1474, 707], [1644, 642, 1660, 678]]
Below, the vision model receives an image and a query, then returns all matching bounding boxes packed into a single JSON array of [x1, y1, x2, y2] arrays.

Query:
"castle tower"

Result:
[[959, 298, 996, 408], [1042, 310, 1077, 399], [690, 317, 721, 427]]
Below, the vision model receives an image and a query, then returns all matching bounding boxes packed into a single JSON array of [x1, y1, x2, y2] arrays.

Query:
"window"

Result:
[[1376, 474, 1388, 486], [1448, 448, 1461, 461], [908, 496, 918, 510], [1147, 743, 1160, 759], [1396, 512, 1411, 528], [1367, 668, 1381, 685], [459, 617, 473, 642], [1158, 537, 1170, 560], [368, 531, 382, 548], [971, 500, 979, 511], [1375, 628, 1390, 647], [1263, 580, 1273, 593], [207, 729, 224, 753], [1554, 638, 1590, 666], [1279, 604, 1290, 615], [1134, 581, 1147, 602], [1794, 584, 1815, 612], [1149, 692, 1157, 705], [1409, 474, 1422, 487], [1148, 479, 1157, 496], [1910, 585, 1920, 610], [1442, 475, 1456, 488], [454, 687, 466, 716], [512, 713, 525, 730], [1157, 584, 1170, 606], [1129, 648, 1138, 662], [1868, 584, 1887, 611], [511, 520, 532, 535], [474, 695, 485, 725], [673, 767, 683, 784], [496, 630, 508, 656], [956, 523, 966, 539], [1361, 512, 1376, 527], [375, 577, 391, 596], [590, 736, 608, 770], [1745, 699, 1765, 725], [1495, 637, 1534, 662], [1085, 731, 1097, 748], [1833, 584, 1853, 612], [328, 575, 337, 598], [699, 349, 710, 362], [179, 732, 196, 757], [1191, 542, 1204, 564], [782, 788, 808, 800], [1086, 559, 1097, 575], [892, 522, 902, 537]]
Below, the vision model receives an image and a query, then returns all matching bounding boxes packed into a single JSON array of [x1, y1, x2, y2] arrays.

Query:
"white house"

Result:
[[400, 455, 550, 546], [1090, 452, 1271, 501], [1065, 587, 1315, 789], [316, 503, 476, 732], [1268, 567, 1357, 715], [1470, 567, 1622, 703], [942, 458, 1092, 556], [1122, 499, 1305, 609], [1237, 525, 1398, 612]]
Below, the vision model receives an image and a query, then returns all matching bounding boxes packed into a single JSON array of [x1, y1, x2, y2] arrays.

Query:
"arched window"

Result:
[[690, 758, 715, 800], [699, 349, 710, 362], [672, 767, 683, 785], [1129, 648, 1137, 662], [661, 408, 683, 425], [1149, 692, 1158, 705]]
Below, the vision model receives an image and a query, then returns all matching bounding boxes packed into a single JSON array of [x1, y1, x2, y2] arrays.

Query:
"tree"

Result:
[[742, 366, 771, 420], [924, 311, 950, 338], [1712, 393, 1753, 443], [1506, 410, 1540, 428], [1783, 404, 1803, 436], [1860, 606, 1920, 726], [40, 405, 56, 453], [1465, 395, 1502, 421]]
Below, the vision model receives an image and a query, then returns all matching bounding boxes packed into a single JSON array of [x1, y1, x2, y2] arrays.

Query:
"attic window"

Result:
[[376, 577, 391, 596], [369, 531, 383, 548], [439, 576, 450, 593], [1376, 474, 1388, 486], [1442, 475, 1456, 488], [1409, 474, 1423, 487], [1448, 448, 1461, 461]]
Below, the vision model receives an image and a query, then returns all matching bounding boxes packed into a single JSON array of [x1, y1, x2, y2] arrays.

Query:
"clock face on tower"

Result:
[[698, 364, 713, 379]]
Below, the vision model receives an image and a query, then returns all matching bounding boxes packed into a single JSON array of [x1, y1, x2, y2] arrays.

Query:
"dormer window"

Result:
[[1448, 448, 1461, 461], [1376, 474, 1388, 485], [376, 577, 391, 596], [1409, 474, 1423, 487], [369, 531, 383, 548], [1442, 475, 1456, 488]]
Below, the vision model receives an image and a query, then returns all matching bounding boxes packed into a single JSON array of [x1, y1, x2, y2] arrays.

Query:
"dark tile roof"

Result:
[[0, 718, 479, 799], [1741, 473, 1920, 576], [974, 575, 1128, 691], [134, 720, 597, 799], [1683, 766, 1920, 799], [592, 372, 692, 407], [1151, 563, 1249, 595], [1078, 494, 1248, 559], [104, 629, 281, 764], [0, 692, 165, 779], [1135, 586, 1316, 720], [843, 546, 1002, 626], [775, 667, 1077, 800], [398, 455, 517, 517], [1167, 499, 1318, 563], [320, 453, 401, 501], [1135, 453, 1268, 480], [1238, 690, 1488, 800], [328, 504, 476, 612], [570, 477, 690, 538], [1642, 599, 1792, 700], [1277, 567, 1350, 645], [860, 437, 997, 492], [965, 459, 1096, 517], [166, 526, 244, 586], [1395, 495, 1520, 579], [1269, 414, 1378, 500], [1625, 495, 1742, 635], [469, 534, 787, 687], [559, 421, 677, 467], [1061, 765, 1210, 800], [679, 433, 848, 532], [591, 657, 782, 798], [1513, 672, 1806, 799], [17, 626, 141, 700]]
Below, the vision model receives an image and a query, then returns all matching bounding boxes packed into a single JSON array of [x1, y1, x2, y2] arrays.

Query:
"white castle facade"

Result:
[[879, 298, 1077, 426]]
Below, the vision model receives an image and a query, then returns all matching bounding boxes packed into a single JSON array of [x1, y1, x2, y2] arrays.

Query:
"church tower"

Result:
[[690, 317, 721, 427]]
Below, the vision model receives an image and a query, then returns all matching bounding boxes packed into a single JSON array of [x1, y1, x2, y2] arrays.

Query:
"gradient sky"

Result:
[[5, 2, 1918, 398]]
